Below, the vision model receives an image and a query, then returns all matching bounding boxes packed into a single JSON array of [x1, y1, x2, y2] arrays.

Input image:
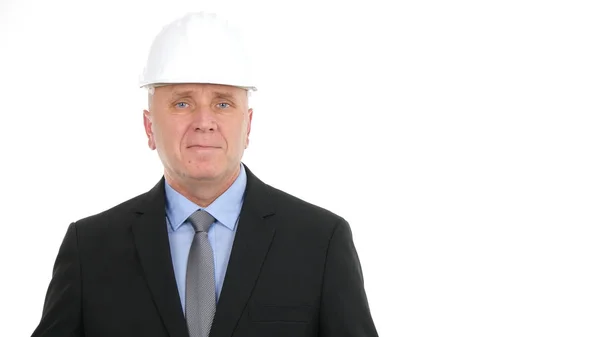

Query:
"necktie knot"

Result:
[[188, 210, 215, 233]]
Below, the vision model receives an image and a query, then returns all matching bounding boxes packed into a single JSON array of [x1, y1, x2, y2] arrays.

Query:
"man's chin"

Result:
[[186, 171, 221, 182]]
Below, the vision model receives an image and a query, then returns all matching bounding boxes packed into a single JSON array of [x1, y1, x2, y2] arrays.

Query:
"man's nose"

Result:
[[192, 106, 217, 132]]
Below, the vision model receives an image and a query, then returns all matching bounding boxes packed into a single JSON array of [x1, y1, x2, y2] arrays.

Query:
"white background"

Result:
[[1, 0, 599, 336]]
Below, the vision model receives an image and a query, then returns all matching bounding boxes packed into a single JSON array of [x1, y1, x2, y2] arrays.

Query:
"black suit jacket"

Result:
[[31, 165, 379, 337]]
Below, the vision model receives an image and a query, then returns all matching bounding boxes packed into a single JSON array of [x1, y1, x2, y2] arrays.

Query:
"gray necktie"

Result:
[[186, 210, 216, 337]]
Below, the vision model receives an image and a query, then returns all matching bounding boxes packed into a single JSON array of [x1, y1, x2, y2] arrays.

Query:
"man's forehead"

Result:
[[159, 83, 244, 97]]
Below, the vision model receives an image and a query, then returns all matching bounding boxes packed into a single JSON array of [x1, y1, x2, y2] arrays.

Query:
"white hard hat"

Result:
[[139, 12, 257, 91]]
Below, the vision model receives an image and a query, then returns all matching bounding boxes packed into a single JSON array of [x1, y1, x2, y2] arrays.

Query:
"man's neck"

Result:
[[165, 166, 241, 208]]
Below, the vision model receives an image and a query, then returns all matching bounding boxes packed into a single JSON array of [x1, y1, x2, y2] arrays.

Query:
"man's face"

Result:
[[143, 83, 252, 186]]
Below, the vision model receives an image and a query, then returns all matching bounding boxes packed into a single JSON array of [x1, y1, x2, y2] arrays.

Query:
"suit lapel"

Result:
[[132, 178, 189, 337], [129, 165, 276, 337], [209, 165, 276, 337]]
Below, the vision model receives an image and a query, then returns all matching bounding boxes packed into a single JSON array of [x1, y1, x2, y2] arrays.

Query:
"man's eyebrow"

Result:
[[213, 91, 237, 100], [170, 90, 195, 99]]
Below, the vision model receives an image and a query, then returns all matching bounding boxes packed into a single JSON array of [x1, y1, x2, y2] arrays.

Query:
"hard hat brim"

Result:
[[140, 81, 257, 92]]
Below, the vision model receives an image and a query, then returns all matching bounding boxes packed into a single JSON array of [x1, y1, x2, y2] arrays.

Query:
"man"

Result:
[[31, 12, 379, 337]]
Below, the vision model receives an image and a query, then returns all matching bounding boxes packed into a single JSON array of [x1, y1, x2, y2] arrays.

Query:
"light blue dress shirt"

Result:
[[164, 164, 247, 311]]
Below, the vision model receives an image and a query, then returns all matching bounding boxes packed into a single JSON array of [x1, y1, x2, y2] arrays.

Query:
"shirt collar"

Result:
[[164, 164, 247, 232]]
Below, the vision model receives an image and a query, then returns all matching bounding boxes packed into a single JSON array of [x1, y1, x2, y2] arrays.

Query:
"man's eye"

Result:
[[217, 103, 230, 109], [175, 102, 189, 108]]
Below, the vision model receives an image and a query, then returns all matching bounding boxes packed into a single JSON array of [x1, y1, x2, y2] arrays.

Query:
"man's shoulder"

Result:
[[258, 182, 353, 241], [72, 188, 152, 230], [263, 183, 345, 224]]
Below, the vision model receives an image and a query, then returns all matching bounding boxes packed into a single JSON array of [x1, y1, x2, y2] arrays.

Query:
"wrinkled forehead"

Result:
[[150, 83, 250, 101], [150, 83, 248, 95]]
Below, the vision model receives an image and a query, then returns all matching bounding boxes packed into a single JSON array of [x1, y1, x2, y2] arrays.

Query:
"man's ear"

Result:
[[245, 108, 253, 149], [143, 110, 156, 150]]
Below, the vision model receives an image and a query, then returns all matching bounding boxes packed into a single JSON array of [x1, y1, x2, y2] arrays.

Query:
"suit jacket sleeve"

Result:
[[31, 222, 83, 337], [319, 218, 379, 336]]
